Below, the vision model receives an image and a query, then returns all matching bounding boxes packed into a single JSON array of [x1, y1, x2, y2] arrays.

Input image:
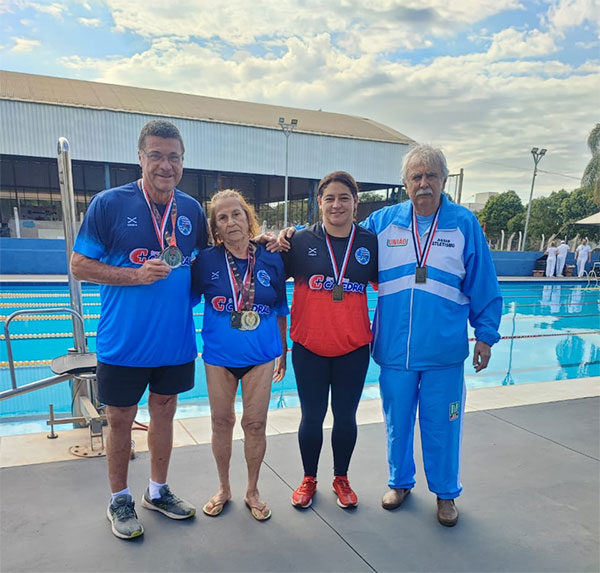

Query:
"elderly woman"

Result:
[[192, 189, 288, 521], [277, 172, 378, 510]]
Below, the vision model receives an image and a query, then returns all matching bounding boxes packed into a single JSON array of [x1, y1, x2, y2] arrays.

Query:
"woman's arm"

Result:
[[273, 315, 288, 382]]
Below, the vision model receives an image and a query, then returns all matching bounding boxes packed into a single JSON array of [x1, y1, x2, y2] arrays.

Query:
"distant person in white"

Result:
[[568, 285, 583, 314], [576, 238, 592, 277], [545, 241, 558, 277], [556, 240, 570, 276]]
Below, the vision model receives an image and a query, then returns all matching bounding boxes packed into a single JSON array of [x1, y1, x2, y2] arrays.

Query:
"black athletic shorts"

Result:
[[96, 360, 195, 407], [225, 365, 256, 380]]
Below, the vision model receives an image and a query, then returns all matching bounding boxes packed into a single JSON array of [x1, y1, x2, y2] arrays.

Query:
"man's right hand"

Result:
[[136, 258, 172, 284]]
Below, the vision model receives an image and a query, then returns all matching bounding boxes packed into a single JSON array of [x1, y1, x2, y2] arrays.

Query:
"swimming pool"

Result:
[[1, 281, 598, 435]]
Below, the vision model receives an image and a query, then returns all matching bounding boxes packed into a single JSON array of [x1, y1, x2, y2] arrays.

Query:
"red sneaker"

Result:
[[332, 476, 358, 508], [291, 476, 317, 508]]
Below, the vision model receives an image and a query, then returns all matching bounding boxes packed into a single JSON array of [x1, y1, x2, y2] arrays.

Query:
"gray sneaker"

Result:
[[141, 485, 196, 519], [106, 494, 144, 539]]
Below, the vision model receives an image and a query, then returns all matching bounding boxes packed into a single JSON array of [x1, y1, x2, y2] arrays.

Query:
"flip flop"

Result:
[[244, 499, 272, 521], [202, 497, 229, 517]]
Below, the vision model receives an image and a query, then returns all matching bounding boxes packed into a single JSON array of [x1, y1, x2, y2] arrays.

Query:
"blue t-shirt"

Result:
[[192, 244, 289, 367], [73, 181, 208, 367], [416, 213, 434, 237]]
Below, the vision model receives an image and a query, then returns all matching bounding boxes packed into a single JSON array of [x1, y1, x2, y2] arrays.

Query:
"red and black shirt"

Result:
[[283, 223, 378, 357]]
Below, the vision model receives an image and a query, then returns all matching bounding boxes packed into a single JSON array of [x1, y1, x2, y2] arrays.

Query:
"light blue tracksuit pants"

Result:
[[379, 364, 465, 499]]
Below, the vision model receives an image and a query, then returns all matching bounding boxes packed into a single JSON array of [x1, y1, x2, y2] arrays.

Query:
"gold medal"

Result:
[[241, 310, 260, 331]]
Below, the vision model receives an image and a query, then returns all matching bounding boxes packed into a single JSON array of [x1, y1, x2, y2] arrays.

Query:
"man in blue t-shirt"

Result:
[[71, 120, 208, 540]]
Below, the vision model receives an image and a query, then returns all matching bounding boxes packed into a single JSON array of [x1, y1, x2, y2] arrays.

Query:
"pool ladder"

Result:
[[2, 307, 105, 455]]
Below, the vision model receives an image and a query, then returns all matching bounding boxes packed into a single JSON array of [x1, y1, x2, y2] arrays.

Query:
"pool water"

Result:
[[1, 281, 598, 435]]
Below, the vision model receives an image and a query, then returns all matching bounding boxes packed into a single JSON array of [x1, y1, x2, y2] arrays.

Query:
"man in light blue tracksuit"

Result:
[[361, 144, 502, 526]]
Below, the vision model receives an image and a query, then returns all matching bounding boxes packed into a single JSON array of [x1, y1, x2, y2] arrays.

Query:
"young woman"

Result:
[[281, 171, 378, 509], [192, 190, 288, 521]]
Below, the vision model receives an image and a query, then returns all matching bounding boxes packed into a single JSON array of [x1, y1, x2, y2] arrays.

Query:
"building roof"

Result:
[[574, 212, 600, 226], [0, 70, 414, 145]]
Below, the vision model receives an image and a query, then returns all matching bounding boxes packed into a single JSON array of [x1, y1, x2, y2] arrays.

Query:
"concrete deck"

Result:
[[1, 379, 599, 573]]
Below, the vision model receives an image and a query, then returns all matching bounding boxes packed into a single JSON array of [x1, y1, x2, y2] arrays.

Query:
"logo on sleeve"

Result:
[[127, 217, 138, 227], [211, 271, 220, 280], [354, 247, 370, 265], [177, 215, 192, 236], [308, 247, 317, 256], [257, 269, 271, 287]]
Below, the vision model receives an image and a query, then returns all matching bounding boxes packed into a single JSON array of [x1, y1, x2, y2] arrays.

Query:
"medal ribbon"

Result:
[[141, 181, 177, 250], [411, 204, 441, 269], [323, 223, 356, 286], [225, 243, 256, 312]]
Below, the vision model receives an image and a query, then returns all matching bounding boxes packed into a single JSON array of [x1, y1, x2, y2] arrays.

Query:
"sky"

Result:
[[0, 0, 599, 203]]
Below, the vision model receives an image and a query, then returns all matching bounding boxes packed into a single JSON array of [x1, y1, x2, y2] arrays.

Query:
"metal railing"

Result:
[[0, 138, 105, 449], [0, 307, 85, 400]]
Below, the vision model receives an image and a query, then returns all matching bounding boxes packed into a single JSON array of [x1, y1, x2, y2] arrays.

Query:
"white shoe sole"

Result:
[[333, 489, 358, 509], [106, 506, 144, 539], [291, 497, 313, 509], [141, 495, 196, 520]]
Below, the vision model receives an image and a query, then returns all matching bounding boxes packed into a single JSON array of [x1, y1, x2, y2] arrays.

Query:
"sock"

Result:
[[110, 487, 130, 502], [149, 479, 167, 499]]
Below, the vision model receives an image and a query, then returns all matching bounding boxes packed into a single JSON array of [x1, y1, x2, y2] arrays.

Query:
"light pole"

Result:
[[278, 117, 297, 228], [521, 147, 547, 251]]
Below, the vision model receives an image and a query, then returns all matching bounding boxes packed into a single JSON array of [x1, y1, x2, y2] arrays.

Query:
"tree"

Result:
[[358, 191, 386, 203], [521, 187, 599, 245], [559, 186, 597, 224], [582, 123, 600, 206], [477, 191, 524, 241], [523, 189, 569, 247]]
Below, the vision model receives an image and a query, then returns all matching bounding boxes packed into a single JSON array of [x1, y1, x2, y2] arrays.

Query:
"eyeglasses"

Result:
[[141, 150, 184, 165]]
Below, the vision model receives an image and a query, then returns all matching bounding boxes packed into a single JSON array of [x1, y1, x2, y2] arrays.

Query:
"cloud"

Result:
[[10, 36, 40, 52], [0, 0, 15, 15], [546, 0, 600, 34], [576, 40, 600, 49], [103, 0, 524, 47], [25, 2, 67, 19], [77, 16, 101, 27], [487, 28, 559, 60]]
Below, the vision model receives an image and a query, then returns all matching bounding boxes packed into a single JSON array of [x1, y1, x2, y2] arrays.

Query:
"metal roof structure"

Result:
[[0, 70, 412, 145]]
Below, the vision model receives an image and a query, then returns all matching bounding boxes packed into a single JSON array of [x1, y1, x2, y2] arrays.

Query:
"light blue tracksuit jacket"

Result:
[[362, 195, 502, 370]]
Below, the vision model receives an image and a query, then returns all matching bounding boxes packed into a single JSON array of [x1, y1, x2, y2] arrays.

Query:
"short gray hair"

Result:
[[138, 119, 185, 153], [401, 144, 449, 183]]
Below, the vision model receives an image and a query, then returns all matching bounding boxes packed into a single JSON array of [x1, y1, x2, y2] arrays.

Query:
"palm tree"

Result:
[[582, 123, 600, 205]]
